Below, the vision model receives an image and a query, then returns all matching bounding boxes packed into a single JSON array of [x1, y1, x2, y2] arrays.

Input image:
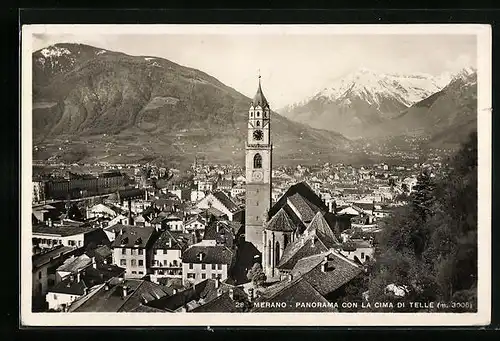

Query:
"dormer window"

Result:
[[120, 237, 129, 245], [135, 237, 142, 245], [197, 252, 205, 261]]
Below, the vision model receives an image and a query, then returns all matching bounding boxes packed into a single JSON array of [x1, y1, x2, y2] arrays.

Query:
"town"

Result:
[[31, 80, 448, 313]]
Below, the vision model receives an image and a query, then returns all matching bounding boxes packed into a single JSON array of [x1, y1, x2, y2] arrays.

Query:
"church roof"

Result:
[[252, 78, 269, 108], [265, 207, 295, 232], [304, 212, 340, 248], [269, 181, 328, 219]]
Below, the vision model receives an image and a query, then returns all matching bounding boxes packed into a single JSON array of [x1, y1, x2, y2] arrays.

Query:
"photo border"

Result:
[[20, 23, 492, 327]]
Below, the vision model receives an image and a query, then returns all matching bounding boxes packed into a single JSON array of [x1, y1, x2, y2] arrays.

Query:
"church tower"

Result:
[[245, 76, 272, 255]]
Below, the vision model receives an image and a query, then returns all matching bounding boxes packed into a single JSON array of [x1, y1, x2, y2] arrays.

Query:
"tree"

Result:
[[246, 263, 266, 287], [366, 132, 477, 311]]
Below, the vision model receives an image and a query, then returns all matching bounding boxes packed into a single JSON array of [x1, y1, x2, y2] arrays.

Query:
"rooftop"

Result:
[[33, 224, 98, 237], [182, 245, 234, 265], [107, 224, 155, 248], [32, 245, 76, 269]]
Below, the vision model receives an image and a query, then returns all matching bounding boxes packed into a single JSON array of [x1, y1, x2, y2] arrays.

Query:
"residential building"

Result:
[[109, 224, 157, 278], [181, 243, 235, 286], [151, 230, 192, 279], [32, 224, 109, 252], [196, 191, 243, 222]]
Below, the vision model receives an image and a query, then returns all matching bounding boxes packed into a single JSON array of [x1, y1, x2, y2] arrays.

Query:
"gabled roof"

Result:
[[269, 181, 328, 219], [182, 245, 234, 265], [57, 254, 92, 273], [108, 224, 155, 249], [251, 277, 334, 312], [153, 230, 189, 250], [290, 251, 363, 297], [277, 237, 329, 271], [287, 193, 317, 222], [71, 278, 170, 312], [49, 277, 88, 296], [304, 212, 340, 248], [145, 279, 245, 312], [212, 191, 239, 212], [33, 225, 98, 237], [265, 208, 295, 232]]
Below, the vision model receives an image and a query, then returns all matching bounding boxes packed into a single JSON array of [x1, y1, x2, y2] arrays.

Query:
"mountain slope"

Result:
[[32, 44, 353, 167], [389, 70, 477, 146], [279, 68, 443, 138]]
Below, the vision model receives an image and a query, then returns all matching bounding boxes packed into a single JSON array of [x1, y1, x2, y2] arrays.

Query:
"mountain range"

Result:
[[32, 44, 354, 167], [279, 67, 478, 142]]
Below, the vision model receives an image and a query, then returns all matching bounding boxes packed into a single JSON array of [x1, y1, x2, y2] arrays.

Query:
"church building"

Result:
[[245, 77, 272, 254]]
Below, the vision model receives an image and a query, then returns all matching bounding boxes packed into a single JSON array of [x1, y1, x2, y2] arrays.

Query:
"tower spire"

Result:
[[252, 71, 268, 108]]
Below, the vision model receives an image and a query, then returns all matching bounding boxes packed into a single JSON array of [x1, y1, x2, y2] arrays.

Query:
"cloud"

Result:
[[444, 54, 474, 72]]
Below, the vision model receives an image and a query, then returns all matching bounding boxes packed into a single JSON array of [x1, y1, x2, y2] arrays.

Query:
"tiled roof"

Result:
[[252, 277, 335, 312], [287, 193, 317, 222], [32, 245, 76, 269], [152, 230, 189, 250], [190, 292, 239, 312], [291, 251, 363, 297], [265, 208, 295, 232], [182, 245, 233, 265], [57, 254, 92, 273], [145, 279, 244, 312], [277, 237, 329, 271], [85, 245, 112, 262], [353, 202, 374, 211], [33, 225, 98, 237], [49, 277, 87, 296], [72, 279, 169, 312], [117, 188, 145, 200], [269, 181, 328, 218], [213, 191, 239, 212], [108, 224, 155, 248], [252, 79, 269, 108], [304, 212, 340, 248]]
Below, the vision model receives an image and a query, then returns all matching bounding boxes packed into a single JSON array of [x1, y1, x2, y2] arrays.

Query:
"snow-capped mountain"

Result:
[[279, 66, 477, 138]]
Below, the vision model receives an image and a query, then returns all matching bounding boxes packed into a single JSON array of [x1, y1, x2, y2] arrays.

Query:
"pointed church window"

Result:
[[254, 154, 262, 168], [256, 121, 260, 127]]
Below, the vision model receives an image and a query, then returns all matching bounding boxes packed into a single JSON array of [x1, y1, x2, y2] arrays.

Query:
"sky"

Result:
[[32, 32, 477, 108]]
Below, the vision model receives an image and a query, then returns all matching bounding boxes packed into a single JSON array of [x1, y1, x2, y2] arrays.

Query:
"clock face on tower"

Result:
[[253, 129, 263, 141], [252, 170, 263, 182]]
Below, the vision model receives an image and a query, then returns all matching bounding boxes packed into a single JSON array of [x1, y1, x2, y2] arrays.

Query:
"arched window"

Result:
[[256, 111, 260, 117], [268, 240, 272, 266], [284, 234, 289, 249], [250, 112, 253, 118], [253, 154, 262, 168], [256, 120, 260, 127], [274, 241, 280, 266]]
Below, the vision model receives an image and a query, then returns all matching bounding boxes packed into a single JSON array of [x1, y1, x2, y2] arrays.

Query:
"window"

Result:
[[201, 264, 206, 270], [131, 259, 137, 267], [138, 260, 144, 266], [187, 273, 196, 279], [361, 252, 365, 259], [53, 294, 58, 299], [138, 271, 143, 275], [212, 264, 216, 270], [122, 248, 127, 255], [212, 273, 217, 279], [256, 111, 260, 117], [138, 249, 144, 255], [268, 240, 272, 266], [256, 120, 260, 127], [131, 249, 136, 255], [38, 271, 42, 279], [275, 241, 280, 267], [120, 259, 126, 266], [217, 264, 222, 270], [253, 154, 262, 168], [189, 263, 193, 269], [132, 271, 137, 274], [201, 273, 206, 279], [78, 241, 82, 247]]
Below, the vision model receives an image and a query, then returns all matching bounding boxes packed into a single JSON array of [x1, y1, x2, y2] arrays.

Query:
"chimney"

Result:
[[248, 288, 254, 301], [122, 285, 128, 299], [215, 278, 220, 288], [168, 239, 172, 248], [229, 288, 234, 300], [47, 218, 53, 227], [76, 272, 81, 283], [92, 257, 97, 269], [173, 288, 177, 295], [69, 274, 74, 282], [311, 236, 316, 247], [104, 283, 110, 291]]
